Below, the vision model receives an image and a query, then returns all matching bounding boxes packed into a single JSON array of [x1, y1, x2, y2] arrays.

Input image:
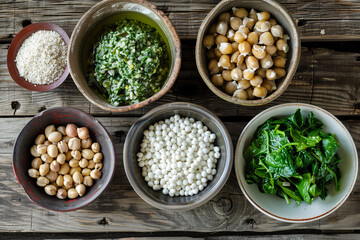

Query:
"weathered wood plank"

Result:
[[2, 0, 360, 41], [0, 117, 359, 232], [1, 42, 360, 117]]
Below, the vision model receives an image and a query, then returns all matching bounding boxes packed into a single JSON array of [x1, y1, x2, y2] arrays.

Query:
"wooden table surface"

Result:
[[1, 0, 360, 239]]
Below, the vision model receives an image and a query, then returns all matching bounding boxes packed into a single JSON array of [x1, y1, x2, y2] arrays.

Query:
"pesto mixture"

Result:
[[88, 19, 169, 106]]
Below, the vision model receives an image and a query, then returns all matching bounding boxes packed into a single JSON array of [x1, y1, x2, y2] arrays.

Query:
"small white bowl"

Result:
[[235, 103, 358, 223]]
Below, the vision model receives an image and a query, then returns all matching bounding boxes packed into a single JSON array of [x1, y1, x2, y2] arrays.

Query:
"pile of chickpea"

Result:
[[28, 124, 103, 199], [203, 7, 289, 100]]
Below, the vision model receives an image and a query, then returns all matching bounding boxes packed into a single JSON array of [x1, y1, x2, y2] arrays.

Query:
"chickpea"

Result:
[[82, 149, 94, 160], [230, 17, 242, 31], [95, 163, 103, 171], [57, 140, 68, 153], [218, 55, 231, 69], [37, 144, 47, 155], [56, 175, 64, 187], [56, 153, 66, 165], [44, 125, 55, 139], [62, 136, 71, 143], [276, 39, 289, 53], [219, 42, 233, 55], [239, 62, 247, 71], [253, 86, 268, 98], [69, 167, 82, 176], [250, 75, 263, 87], [59, 162, 70, 175], [238, 26, 250, 35], [81, 138, 92, 149], [260, 54, 274, 69], [230, 51, 239, 64], [271, 25, 284, 38], [63, 184, 73, 191], [273, 67, 286, 79], [249, 9, 258, 21], [65, 124, 78, 138], [56, 188, 67, 199], [77, 127, 90, 140], [82, 168, 91, 176], [79, 158, 89, 168], [229, 68, 242, 81], [266, 69, 277, 80], [41, 153, 53, 163], [222, 70, 232, 81], [238, 41, 251, 55], [31, 158, 42, 169], [228, 63, 236, 70], [207, 48, 217, 60], [238, 80, 251, 89], [76, 184, 86, 197], [73, 172, 83, 184], [255, 20, 271, 32], [224, 81, 237, 95], [45, 170, 58, 182], [68, 137, 81, 151], [273, 56, 287, 68], [233, 7, 248, 18], [252, 45, 266, 59], [71, 150, 82, 160], [257, 11, 270, 21], [268, 18, 277, 26], [277, 50, 287, 58], [93, 153, 103, 163], [35, 134, 45, 145], [247, 32, 259, 45], [243, 17, 255, 29], [63, 174, 73, 188], [48, 131, 62, 143], [233, 89, 248, 100], [243, 69, 255, 80], [90, 169, 101, 180], [234, 31, 246, 44], [262, 79, 277, 93], [208, 59, 220, 75], [226, 29, 235, 42], [214, 48, 222, 58], [69, 159, 79, 168], [68, 188, 79, 199], [57, 126, 66, 136], [66, 151, 73, 161], [91, 142, 101, 153], [256, 68, 266, 79], [237, 55, 245, 65], [43, 140, 51, 146], [259, 32, 274, 46], [50, 160, 60, 172], [203, 34, 215, 49], [231, 42, 239, 54], [245, 56, 259, 70], [39, 163, 50, 176], [266, 45, 278, 55], [245, 87, 255, 100], [37, 176, 50, 187], [44, 185, 57, 196], [215, 34, 228, 45], [47, 144, 58, 158], [83, 176, 93, 187], [28, 168, 40, 178], [211, 74, 224, 87], [216, 21, 228, 35], [209, 24, 217, 34]]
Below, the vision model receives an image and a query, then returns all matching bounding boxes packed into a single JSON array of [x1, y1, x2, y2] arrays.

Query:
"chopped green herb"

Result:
[[244, 109, 342, 205], [87, 19, 169, 106]]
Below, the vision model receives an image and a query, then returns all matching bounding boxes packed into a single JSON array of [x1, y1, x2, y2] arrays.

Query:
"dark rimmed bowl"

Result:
[[195, 0, 301, 106], [68, 0, 181, 112], [7, 22, 70, 91], [13, 107, 115, 211], [123, 102, 233, 210]]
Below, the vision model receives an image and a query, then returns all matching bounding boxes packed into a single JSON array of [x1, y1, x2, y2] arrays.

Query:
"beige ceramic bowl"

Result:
[[195, 0, 301, 106], [68, 0, 181, 112]]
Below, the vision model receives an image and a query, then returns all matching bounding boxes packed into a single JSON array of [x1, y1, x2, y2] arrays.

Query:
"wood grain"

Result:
[[1, 0, 360, 41], [0, 117, 359, 232]]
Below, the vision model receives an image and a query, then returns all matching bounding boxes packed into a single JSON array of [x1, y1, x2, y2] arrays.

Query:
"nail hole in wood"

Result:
[[22, 19, 32, 28], [297, 19, 307, 26], [98, 217, 109, 225], [38, 106, 46, 112], [11, 101, 21, 115]]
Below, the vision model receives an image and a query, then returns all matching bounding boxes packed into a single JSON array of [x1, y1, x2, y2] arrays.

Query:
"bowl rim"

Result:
[[12, 107, 116, 212], [7, 22, 70, 92], [234, 103, 359, 222], [123, 102, 234, 210], [195, 0, 301, 106], [68, 0, 182, 112]]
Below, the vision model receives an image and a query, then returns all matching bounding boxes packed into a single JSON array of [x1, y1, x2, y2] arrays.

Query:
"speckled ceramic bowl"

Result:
[[235, 103, 358, 222], [13, 107, 115, 211], [123, 102, 233, 210], [68, 0, 181, 112], [195, 0, 301, 106]]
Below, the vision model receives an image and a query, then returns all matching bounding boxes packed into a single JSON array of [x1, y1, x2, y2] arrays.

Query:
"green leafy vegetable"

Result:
[[244, 109, 342, 205]]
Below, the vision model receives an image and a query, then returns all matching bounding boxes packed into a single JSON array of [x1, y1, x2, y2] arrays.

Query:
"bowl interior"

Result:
[[235, 103, 358, 222], [124, 103, 233, 210], [7, 22, 70, 91], [13, 108, 115, 211], [69, 0, 180, 112], [196, 0, 300, 106]]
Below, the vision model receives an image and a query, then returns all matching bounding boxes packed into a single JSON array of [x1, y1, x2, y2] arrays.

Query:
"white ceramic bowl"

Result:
[[235, 103, 358, 223]]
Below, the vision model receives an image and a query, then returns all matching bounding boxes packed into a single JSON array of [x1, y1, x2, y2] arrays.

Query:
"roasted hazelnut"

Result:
[[77, 127, 90, 140], [65, 124, 78, 138]]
